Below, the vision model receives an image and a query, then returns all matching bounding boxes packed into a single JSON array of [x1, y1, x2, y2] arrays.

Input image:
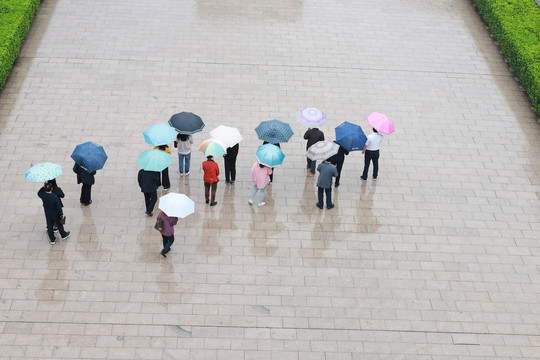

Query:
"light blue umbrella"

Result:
[[71, 142, 108, 173], [143, 124, 177, 146], [335, 121, 367, 151], [255, 144, 285, 167], [25, 162, 62, 182], [137, 149, 172, 172], [255, 119, 294, 144]]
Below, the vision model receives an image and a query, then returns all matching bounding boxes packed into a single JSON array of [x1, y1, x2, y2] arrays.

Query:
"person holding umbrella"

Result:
[[249, 162, 273, 207], [71, 142, 107, 206], [153, 144, 171, 190], [329, 142, 349, 188], [316, 159, 338, 209], [73, 163, 96, 206], [304, 127, 325, 176], [156, 211, 178, 257], [262, 141, 280, 182], [361, 128, 383, 181], [202, 155, 220, 206], [174, 134, 193, 176], [224, 143, 239, 185], [138, 169, 160, 215], [38, 182, 70, 244]]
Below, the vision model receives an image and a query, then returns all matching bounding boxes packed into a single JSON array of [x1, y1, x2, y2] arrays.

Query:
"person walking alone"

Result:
[[157, 211, 178, 257], [249, 162, 272, 207], [38, 182, 70, 244], [303, 127, 324, 176], [224, 143, 239, 184], [329, 141, 349, 188], [202, 155, 219, 206], [316, 159, 338, 209], [73, 162, 95, 206], [154, 144, 171, 190], [138, 169, 160, 215], [174, 134, 193, 176], [361, 128, 383, 181]]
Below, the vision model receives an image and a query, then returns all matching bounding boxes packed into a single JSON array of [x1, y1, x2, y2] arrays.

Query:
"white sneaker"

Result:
[[248, 199, 253, 205], [185, 172, 190, 176], [257, 202, 266, 207], [180, 173, 184, 176]]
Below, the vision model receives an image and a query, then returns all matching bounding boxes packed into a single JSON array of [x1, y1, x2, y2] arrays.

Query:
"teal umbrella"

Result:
[[25, 162, 62, 182], [143, 124, 177, 146], [255, 144, 285, 167], [137, 150, 172, 172]]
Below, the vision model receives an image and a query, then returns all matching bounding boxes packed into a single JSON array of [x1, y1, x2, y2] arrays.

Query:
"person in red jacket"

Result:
[[202, 155, 220, 206]]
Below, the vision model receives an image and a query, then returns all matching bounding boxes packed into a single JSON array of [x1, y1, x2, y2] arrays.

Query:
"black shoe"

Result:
[[61, 231, 70, 240], [84, 200, 92, 206], [205, 199, 209, 204], [50, 240, 56, 245], [334, 183, 339, 188], [360, 177, 367, 182], [327, 204, 334, 209], [316, 203, 323, 209], [210, 202, 217, 206], [53, 227, 59, 232], [164, 187, 170, 190], [230, 181, 235, 184], [160, 251, 167, 258], [373, 177, 377, 181], [145, 211, 153, 216]]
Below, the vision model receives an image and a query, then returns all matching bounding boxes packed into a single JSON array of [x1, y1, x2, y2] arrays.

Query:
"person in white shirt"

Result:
[[361, 128, 383, 181]]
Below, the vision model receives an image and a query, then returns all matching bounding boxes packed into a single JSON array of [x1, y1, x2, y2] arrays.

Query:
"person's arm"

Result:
[[303, 129, 310, 140], [53, 187, 65, 198], [320, 131, 325, 141]]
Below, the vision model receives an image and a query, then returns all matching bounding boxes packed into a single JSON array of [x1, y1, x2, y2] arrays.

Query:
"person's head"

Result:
[[206, 155, 214, 161], [46, 178, 57, 187], [178, 134, 189, 141], [372, 128, 378, 133], [158, 145, 168, 151], [43, 182, 53, 193], [259, 163, 265, 168]]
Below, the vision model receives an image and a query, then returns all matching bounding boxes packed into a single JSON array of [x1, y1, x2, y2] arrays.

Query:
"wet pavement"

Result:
[[1, 0, 539, 358]]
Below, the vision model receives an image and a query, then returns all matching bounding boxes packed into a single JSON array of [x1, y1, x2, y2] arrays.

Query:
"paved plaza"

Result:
[[1, 0, 540, 358]]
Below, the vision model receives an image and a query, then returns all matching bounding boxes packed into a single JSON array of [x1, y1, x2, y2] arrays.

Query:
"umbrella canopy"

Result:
[[198, 138, 226, 157], [367, 112, 394, 135], [137, 149, 172, 172], [209, 125, 243, 148], [143, 124, 177, 146], [298, 107, 325, 127], [335, 121, 367, 151], [25, 162, 62, 182], [158, 192, 195, 218], [168, 112, 205, 134], [255, 143, 285, 167], [306, 140, 340, 160], [71, 142, 108, 173], [255, 119, 294, 144]]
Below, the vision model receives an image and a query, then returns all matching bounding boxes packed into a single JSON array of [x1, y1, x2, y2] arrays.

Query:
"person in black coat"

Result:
[[138, 169, 160, 216], [303, 128, 325, 175], [38, 182, 70, 245], [46, 178, 65, 231], [329, 141, 349, 187], [224, 143, 239, 184], [262, 141, 280, 183], [73, 163, 95, 206]]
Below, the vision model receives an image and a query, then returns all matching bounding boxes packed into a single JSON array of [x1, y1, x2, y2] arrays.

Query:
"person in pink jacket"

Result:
[[157, 211, 178, 257], [249, 162, 273, 207]]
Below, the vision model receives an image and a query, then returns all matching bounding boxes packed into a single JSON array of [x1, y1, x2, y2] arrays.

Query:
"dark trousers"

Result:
[[80, 183, 92, 204], [144, 191, 157, 213], [317, 187, 332, 208], [362, 150, 380, 179], [335, 161, 344, 186], [307, 158, 317, 174], [45, 213, 67, 241], [204, 182, 218, 203], [224, 157, 237, 182], [269, 168, 274, 182], [162, 234, 174, 255], [158, 168, 170, 189]]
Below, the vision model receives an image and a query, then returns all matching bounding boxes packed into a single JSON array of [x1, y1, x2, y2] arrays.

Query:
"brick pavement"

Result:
[[0, 0, 539, 359]]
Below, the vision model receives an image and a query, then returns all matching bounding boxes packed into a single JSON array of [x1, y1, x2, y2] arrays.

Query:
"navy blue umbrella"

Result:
[[71, 142, 108, 173], [255, 119, 294, 144], [335, 121, 367, 151], [168, 112, 205, 135]]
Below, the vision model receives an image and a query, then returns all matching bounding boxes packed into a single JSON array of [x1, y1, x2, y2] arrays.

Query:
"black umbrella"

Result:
[[168, 112, 205, 135]]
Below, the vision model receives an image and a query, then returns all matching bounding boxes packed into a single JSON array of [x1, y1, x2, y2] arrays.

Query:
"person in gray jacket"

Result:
[[316, 159, 338, 209]]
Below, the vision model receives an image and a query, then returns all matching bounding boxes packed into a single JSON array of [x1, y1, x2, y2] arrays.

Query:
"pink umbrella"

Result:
[[367, 112, 394, 135], [298, 108, 325, 127]]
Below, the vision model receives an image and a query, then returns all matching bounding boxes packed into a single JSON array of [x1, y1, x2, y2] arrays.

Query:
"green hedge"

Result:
[[473, 0, 540, 116], [0, 0, 40, 91]]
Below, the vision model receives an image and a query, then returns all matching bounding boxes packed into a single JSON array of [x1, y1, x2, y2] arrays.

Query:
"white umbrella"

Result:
[[158, 193, 195, 218], [306, 140, 339, 161], [210, 125, 243, 148]]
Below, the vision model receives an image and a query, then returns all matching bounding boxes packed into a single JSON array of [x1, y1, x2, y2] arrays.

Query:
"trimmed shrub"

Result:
[[0, 0, 40, 91], [473, 0, 540, 116]]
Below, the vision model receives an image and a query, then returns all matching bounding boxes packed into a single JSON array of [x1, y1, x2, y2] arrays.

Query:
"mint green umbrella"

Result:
[[137, 150, 172, 172]]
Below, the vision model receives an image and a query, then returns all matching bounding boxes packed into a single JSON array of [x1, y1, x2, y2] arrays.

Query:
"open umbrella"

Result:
[[210, 125, 243, 148], [306, 140, 339, 160], [367, 112, 394, 135], [198, 138, 226, 157], [255, 119, 294, 144], [158, 192, 195, 218], [298, 107, 325, 127], [335, 121, 367, 151], [143, 124, 177, 146], [71, 142, 108, 173], [137, 149, 172, 172], [255, 143, 285, 167], [25, 162, 62, 182], [168, 112, 205, 134]]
